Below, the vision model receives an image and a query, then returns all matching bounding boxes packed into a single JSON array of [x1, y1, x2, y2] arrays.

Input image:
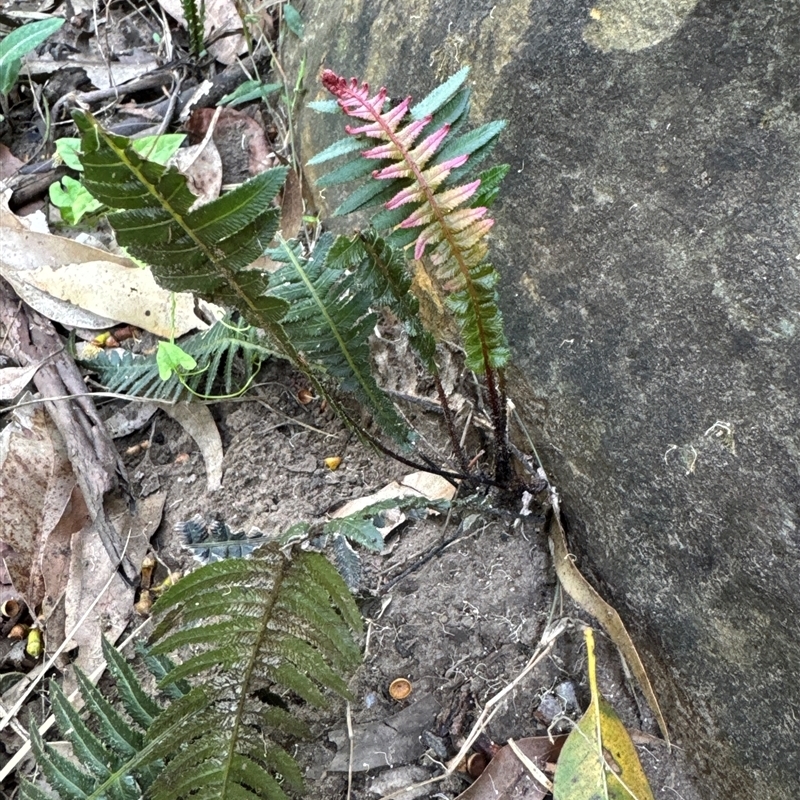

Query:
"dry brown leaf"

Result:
[[0, 145, 25, 181], [169, 109, 223, 207], [157, 402, 223, 492], [63, 491, 164, 677], [185, 107, 277, 181], [331, 471, 456, 520], [280, 168, 304, 239], [0, 363, 41, 400], [0, 218, 209, 337], [547, 506, 670, 745], [456, 736, 567, 800], [0, 400, 81, 611]]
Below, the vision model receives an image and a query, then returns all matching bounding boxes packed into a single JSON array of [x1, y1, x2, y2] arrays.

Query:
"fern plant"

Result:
[[310, 67, 512, 481], [83, 315, 275, 402], [23, 545, 361, 800], [71, 111, 416, 448], [70, 65, 513, 479]]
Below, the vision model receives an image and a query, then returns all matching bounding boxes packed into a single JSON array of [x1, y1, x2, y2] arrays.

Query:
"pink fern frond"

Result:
[[322, 70, 498, 285], [322, 71, 390, 120], [385, 185, 427, 210]]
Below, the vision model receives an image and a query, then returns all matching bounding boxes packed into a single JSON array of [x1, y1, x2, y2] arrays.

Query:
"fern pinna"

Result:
[[310, 67, 512, 480], [23, 546, 361, 800]]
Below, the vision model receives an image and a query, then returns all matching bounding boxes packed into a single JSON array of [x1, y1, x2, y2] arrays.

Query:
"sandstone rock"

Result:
[[286, 2, 800, 797]]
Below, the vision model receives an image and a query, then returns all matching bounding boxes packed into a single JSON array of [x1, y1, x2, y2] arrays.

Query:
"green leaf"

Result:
[[282, 3, 304, 38], [49, 175, 103, 225], [219, 80, 282, 106], [411, 65, 470, 120], [553, 629, 656, 800], [156, 341, 198, 381], [55, 134, 184, 173], [54, 138, 85, 171], [315, 155, 378, 187], [306, 136, 364, 166], [325, 515, 383, 551], [472, 164, 511, 208], [0, 18, 65, 97], [329, 231, 438, 372]]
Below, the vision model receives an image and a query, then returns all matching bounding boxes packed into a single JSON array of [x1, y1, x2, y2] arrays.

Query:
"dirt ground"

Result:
[[106, 352, 707, 800]]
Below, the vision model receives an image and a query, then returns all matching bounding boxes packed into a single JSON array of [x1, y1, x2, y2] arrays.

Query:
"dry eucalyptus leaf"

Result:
[[63, 491, 164, 679], [0, 363, 41, 400], [169, 135, 223, 208], [0, 399, 79, 610], [331, 471, 456, 521], [456, 736, 567, 800], [0, 225, 208, 337]]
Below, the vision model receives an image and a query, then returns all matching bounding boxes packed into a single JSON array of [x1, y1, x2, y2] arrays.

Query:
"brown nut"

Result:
[[8, 623, 28, 640], [466, 752, 489, 778], [1, 599, 20, 618], [389, 678, 412, 701]]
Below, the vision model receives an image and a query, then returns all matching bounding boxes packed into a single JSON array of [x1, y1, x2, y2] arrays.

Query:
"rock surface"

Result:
[[286, 2, 800, 797]]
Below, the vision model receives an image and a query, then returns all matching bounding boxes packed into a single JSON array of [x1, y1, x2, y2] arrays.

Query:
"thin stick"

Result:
[[507, 737, 553, 793], [345, 702, 355, 800]]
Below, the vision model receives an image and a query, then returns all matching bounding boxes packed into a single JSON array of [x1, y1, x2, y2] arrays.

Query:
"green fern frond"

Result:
[[266, 233, 413, 445], [72, 114, 407, 447], [145, 545, 361, 800], [24, 548, 362, 800], [327, 230, 438, 373], [83, 316, 274, 401], [72, 112, 289, 334]]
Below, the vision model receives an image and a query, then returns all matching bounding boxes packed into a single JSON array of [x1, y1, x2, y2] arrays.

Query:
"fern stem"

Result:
[[489, 366, 510, 485], [433, 374, 470, 473]]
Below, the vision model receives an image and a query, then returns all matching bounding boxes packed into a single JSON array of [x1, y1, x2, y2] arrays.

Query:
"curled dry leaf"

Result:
[[0, 363, 41, 401], [0, 399, 82, 611], [455, 736, 568, 800], [169, 115, 223, 207], [185, 107, 277, 182]]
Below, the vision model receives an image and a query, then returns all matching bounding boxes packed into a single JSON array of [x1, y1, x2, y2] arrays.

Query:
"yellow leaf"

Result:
[[553, 629, 655, 800], [26, 628, 43, 659]]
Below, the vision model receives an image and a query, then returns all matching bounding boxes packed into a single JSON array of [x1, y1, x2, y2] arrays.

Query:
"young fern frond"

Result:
[[23, 548, 362, 800], [312, 68, 512, 480], [84, 316, 274, 401]]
